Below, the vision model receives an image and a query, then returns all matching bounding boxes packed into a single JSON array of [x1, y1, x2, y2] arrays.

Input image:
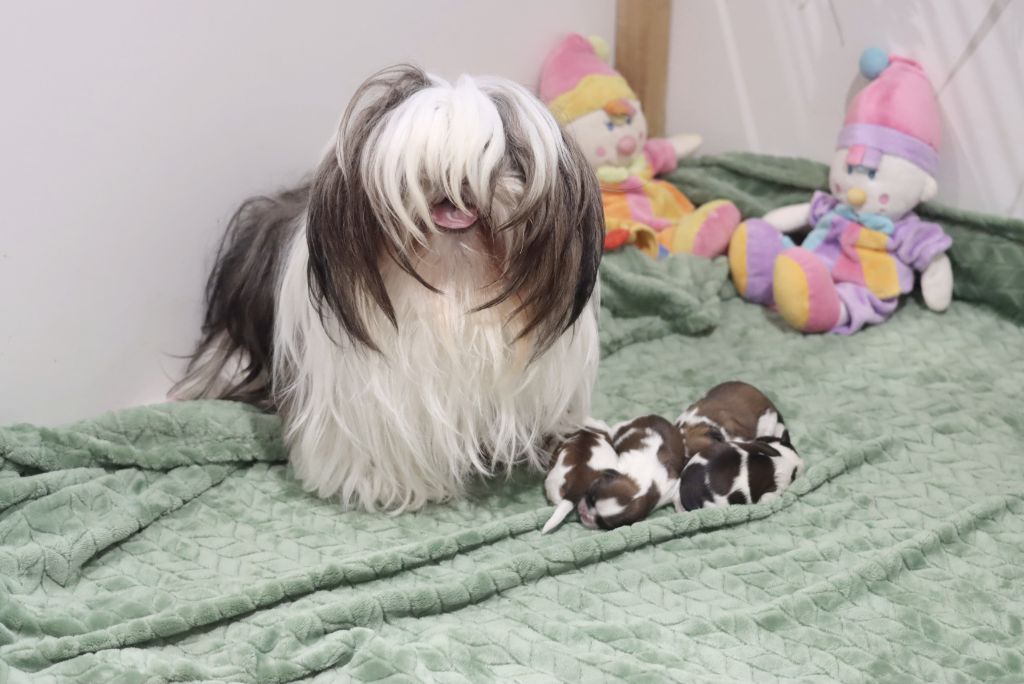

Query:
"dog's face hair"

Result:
[[305, 64, 603, 353], [305, 66, 433, 350]]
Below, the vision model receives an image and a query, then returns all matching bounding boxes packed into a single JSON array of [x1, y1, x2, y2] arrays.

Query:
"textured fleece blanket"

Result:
[[4, 156, 1024, 683]]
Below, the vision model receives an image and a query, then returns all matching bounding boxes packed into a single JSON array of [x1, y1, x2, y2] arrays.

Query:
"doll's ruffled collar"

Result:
[[595, 155, 649, 187]]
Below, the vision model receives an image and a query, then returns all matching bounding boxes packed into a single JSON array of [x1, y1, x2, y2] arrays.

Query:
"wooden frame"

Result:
[[614, 0, 672, 138]]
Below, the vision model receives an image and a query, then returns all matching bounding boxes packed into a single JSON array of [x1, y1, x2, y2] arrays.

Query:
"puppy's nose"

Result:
[[616, 135, 637, 156], [846, 187, 867, 208]]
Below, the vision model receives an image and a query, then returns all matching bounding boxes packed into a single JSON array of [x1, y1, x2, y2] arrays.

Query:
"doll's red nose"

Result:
[[616, 136, 637, 156]]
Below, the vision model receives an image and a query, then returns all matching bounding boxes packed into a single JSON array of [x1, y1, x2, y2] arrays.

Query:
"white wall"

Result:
[[0, 0, 615, 425], [667, 0, 1024, 219]]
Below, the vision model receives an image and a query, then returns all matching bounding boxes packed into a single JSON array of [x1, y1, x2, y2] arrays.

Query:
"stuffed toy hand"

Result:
[[728, 49, 953, 334], [920, 252, 954, 311], [668, 133, 703, 160], [540, 34, 740, 260]]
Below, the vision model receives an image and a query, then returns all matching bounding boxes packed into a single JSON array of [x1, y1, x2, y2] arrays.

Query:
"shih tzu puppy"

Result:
[[173, 65, 604, 512], [543, 415, 686, 533], [675, 381, 803, 511], [542, 418, 618, 533]]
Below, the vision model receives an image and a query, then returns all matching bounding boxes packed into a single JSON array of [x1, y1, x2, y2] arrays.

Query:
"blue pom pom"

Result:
[[859, 48, 889, 79]]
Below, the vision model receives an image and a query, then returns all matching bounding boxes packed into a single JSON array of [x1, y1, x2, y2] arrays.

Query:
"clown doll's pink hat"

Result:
[[838, 48, 941, 177]]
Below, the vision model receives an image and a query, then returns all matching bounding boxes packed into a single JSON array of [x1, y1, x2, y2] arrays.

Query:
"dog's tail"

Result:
[[542, 500, 575, 534], [170, 183, 310, 408]]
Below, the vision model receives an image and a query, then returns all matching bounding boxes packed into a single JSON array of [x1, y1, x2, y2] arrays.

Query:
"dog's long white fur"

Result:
[[271, 75, 600, 512], [276, 235, 599, 512]]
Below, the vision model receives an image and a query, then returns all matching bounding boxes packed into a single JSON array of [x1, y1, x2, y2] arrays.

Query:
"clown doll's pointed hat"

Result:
[[539, 33, 636, 124], [838, 48, 941, 177]]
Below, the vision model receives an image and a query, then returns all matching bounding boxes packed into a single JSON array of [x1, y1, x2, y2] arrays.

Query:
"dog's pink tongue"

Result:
[[430, 201, 478, 230]]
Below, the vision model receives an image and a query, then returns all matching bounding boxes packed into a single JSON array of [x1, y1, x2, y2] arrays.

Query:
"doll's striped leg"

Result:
[[773, 250, 899, 334], [772, 248, 842, 333], [661, 200, 741, 258], [728, 219, 792, 306]]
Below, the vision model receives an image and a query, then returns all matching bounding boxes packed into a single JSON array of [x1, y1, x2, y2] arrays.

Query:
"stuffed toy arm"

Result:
[[668, 134, 702, 160], [894, 217, 955, 312], [643, 135, 704, 175], [643, 139, 677, 175], [762, 202, 813, 234], [920, 253, 953, 312]]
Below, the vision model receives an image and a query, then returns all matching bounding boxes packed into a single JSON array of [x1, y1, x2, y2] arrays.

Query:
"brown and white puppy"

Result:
[[542, 419, 618, 533], [543, 415, 686, 533], [584, 415, 687, 529], [676, 381, 791, 449], [674, 381, 803, 512], [676, 438, 802, 511]]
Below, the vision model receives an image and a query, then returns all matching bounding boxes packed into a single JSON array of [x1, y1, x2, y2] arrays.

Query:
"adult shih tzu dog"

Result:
[[173, 65, 604, 511]]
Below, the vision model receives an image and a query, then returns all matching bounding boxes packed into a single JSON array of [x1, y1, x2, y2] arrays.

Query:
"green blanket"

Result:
[[4, 156, 1024, 683]]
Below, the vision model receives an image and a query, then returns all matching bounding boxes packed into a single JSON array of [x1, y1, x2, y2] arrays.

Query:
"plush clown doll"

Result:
[[729, 49, 953, 334], [540, 34, 741, 260]]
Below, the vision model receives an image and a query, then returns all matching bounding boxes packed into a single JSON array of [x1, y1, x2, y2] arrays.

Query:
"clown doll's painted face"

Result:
[[566, 98, 648, 170], [828, 149, 938, 219]]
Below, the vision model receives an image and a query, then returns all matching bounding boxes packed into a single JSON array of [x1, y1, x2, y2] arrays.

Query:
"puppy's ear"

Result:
[[305, 65, 433, 350], [481, 85, 605, 353]]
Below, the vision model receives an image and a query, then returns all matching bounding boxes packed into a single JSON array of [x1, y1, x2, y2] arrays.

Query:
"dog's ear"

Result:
[[481, 85, 605, 353], [305, 158, 389, 350], [305, 65, 433, 350]]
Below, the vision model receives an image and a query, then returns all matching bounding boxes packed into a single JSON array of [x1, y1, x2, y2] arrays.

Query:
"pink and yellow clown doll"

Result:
[[540, 34, 740, 260], [729, 49, 954, 334]]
